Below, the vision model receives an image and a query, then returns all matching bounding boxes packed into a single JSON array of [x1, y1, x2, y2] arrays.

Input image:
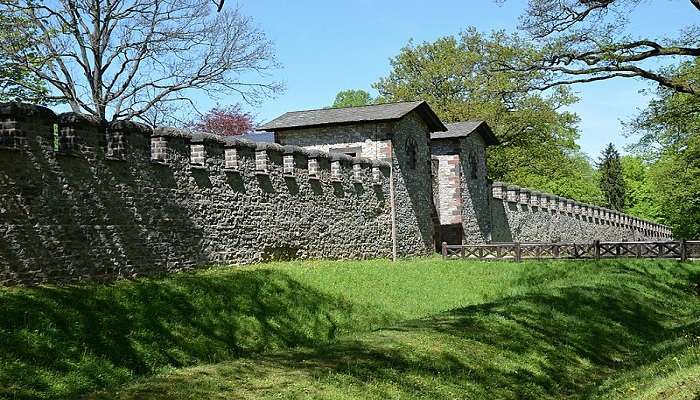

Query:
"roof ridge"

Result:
[[278, 100, 424, 115], [257, 99, 446, 132]]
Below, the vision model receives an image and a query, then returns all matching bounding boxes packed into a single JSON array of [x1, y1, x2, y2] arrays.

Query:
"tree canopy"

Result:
[[620, 156, 658, 221], [188, 104, 255, 136], [622, 59, 700, 238], [0, 11, 48, 103], [597, 143, 626, 211], [330, 89, 375, 108], [373, 28, 601, 202]]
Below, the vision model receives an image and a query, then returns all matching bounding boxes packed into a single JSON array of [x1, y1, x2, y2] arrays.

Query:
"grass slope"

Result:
[[1, 259, 699, 399]]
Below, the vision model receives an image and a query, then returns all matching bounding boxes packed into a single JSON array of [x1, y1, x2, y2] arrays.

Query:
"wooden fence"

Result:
[[442, 240, 700, 262]]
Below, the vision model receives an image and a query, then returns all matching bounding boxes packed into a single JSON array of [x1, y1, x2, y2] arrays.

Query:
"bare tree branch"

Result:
[[1, 0, 281, 122], [512, 0, 700, 95]]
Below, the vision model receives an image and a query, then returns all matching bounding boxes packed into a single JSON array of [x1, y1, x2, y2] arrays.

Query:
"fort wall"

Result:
[[490, 182, 672, 243], [0, 103, 394, 285]]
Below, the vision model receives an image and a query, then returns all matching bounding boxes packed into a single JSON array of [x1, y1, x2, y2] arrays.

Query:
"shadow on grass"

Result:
[[0, 269, 393, 400], [88, 260, 700, 400], [4, 260, 700, 400]]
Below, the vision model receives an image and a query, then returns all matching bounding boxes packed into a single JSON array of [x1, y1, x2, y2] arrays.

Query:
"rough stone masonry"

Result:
[[0, 101, 672, 285], [261, 102, 672, 247], [0, 103, 396, 285]]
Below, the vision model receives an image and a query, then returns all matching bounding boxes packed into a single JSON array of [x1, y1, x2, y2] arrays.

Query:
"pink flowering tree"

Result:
[[190, 104, 256, 136]]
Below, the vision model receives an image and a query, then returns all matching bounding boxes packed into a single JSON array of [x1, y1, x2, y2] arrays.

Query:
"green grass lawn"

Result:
[[1, 258, 699, 399]]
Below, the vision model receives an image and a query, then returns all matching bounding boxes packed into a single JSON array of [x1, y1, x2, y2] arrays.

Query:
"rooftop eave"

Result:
[[256, 100, 447, 133]]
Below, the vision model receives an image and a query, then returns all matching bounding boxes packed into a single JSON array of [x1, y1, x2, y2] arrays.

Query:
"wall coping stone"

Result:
[[371, 159, 391, 169], [305, 149, 330, 159], [189, 131, 226, 144], [282, 144, 304, 154], [255, 142, 284, 152], [329, 152, 353, 163], [0, 102, 56, 121], [152, 127, 195, 140], [58, 112, 103, 127], [108, 120, 151, 136], [223, 137, 256, 149]]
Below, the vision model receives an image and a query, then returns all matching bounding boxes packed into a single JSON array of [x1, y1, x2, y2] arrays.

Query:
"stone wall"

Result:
[[275, 121, 392, 159], [276, 111, 437, 256], [490, 182, 672, 243], [430, 134, 491, 245], [390, 112, 437, 256], [458, 134, 491, 244], [0, 103, 395, 285]]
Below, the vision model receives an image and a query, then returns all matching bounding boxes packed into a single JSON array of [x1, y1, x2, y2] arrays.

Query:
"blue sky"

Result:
[[214, 0, 698, 159]]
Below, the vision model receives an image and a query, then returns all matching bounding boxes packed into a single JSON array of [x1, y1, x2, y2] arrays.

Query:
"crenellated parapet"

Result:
[[0, 102, 396, 285], [0, 103, 391, 186], [491, 182, 672, 239]]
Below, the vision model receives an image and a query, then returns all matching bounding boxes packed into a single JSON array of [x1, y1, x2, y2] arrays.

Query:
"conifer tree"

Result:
[[598, 143, 626, 211]]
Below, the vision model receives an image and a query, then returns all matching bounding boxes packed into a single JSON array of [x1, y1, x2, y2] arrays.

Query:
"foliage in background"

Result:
[[645, 135, 700, 239], [373, 28, 601, 202], [505, 149, 605, 205], [625, 60, 700, 238], [626, 59, 700, 159], [620, 156, 658, 221], [330, 89, 376, 108], [189, 104, 256, 136], [597, 143, 626, 211], [0, 11, 49, 103]]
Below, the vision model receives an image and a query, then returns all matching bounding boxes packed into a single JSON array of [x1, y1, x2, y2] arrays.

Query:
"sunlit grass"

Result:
[[1, 258, 699, 399]]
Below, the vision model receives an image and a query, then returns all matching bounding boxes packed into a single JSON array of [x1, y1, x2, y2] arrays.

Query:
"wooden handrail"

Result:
[[441, 240, 696, 261]]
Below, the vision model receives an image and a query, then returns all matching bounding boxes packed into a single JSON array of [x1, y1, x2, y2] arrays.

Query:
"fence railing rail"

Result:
[[442, 240, 700, 262]]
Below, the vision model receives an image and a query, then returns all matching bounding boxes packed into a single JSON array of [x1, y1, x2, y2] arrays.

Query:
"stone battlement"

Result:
[[0, 101, 677, 285], [0, 103, 390, 183], [0, 102, 397, 285], [491, 182, 671, 240]]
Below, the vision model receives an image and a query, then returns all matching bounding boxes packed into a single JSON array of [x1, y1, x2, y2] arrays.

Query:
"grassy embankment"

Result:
[[1, 258, 699, 399]]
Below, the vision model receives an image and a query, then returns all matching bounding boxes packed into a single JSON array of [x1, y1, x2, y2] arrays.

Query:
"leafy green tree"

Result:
[[597, 143, 626, 211], [646, 135, 700, 239], [625, 60, 700, 238], [331, 89, 375, 108], [0, 11, 49, 103], [620, 156, 658, 220], [508, 150, 604, 205], [626, 60, 700, 159], [373, 28, 600, 201]]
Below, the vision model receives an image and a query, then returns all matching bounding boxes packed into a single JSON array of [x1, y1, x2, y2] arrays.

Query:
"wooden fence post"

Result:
[[681, 239, 688, 262], [441, 242, 447, 259], [594, 240, 600, 260], [515, 242, 522, 263], [636, 242, 642, 258]]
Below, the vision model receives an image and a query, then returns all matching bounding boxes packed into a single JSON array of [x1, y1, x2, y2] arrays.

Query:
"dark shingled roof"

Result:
[[257, 101, 447, 132], [430, 121, 499, 146]]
